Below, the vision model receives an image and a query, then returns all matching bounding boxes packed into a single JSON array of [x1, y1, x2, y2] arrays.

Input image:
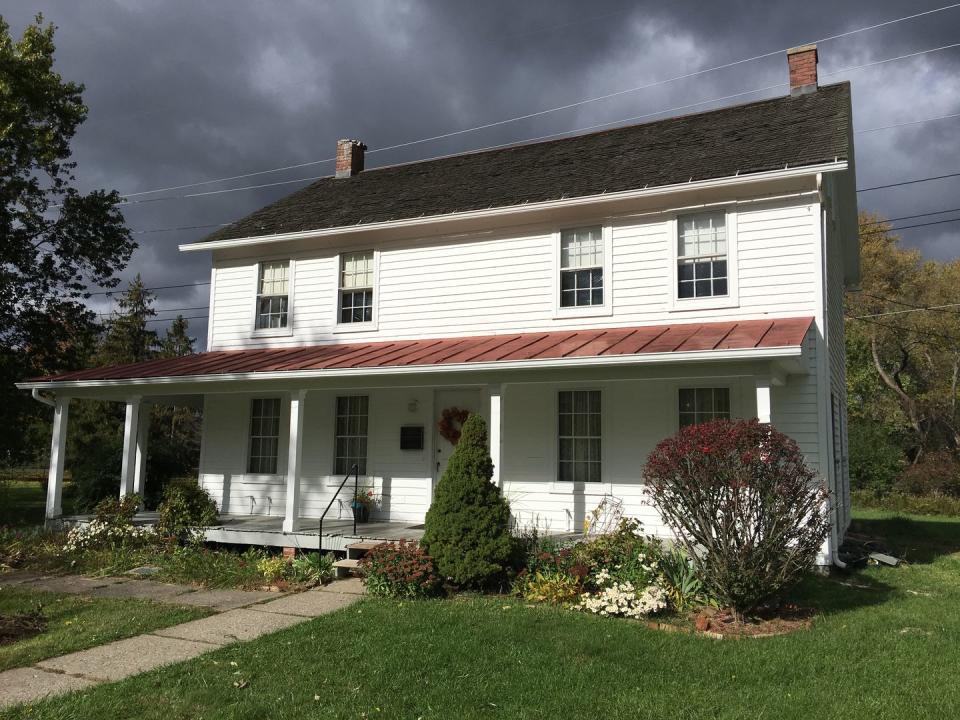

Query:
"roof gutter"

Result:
[[31, 388, 56, 407], [180, 161, 847, 253], [16, 344, 804, 391]]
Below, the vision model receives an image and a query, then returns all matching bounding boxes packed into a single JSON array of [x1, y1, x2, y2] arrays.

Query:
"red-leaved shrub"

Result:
[[357, 539, 441, 599], [643, 419, 830, 618]]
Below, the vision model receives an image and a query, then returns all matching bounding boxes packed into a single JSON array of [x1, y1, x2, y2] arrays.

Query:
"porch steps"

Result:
[[334, 541, 387, 578]]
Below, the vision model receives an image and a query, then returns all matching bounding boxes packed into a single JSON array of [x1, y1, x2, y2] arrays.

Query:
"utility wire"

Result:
[[85, 281, 211, 297], [849, 303, 960, 319], [858, 170, 960, 193], [846, 314, 960, 343], [115, 41, 960, 208], [117, 3, 960, 200], [857, 111, 960, 134], [860, 207, 960, 227]]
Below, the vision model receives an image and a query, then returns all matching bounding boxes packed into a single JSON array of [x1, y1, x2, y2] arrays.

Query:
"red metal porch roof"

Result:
[[28, 317, 813, 384]]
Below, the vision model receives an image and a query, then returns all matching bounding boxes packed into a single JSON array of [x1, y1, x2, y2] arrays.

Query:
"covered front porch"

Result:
[[21, 318, 817, 546]]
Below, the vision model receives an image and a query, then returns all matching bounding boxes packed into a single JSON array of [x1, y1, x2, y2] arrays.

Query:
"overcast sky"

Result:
[[5, 1, 960, 349]]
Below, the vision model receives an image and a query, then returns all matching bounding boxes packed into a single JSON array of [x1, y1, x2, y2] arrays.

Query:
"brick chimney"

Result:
[[335, 139, 366, 178], [787, 44, 818, 96]]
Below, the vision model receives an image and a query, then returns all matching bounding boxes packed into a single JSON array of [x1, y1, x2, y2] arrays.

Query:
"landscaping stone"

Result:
[[37, 634, 212, 682], [126, 565, 161, 576], [0, 667, 95, 709], [170, 588, 280, 611], [89, 579, 192, 601], [153, 608, 304, 645], [254, 588, 359, 617]]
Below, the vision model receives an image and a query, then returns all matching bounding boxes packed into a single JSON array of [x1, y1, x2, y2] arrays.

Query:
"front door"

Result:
[[433, 389, 482, 488]]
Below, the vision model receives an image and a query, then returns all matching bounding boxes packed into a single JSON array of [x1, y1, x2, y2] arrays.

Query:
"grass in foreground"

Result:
[[0, 586, 211, 672], [4, 508, 958, 720]]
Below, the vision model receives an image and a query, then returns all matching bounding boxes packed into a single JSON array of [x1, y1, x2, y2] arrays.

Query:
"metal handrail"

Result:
[[318, 463, 359, 552]]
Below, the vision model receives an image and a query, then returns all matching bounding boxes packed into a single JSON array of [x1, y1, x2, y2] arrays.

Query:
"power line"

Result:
[[85, 281, 211, 297], [96, 305, 209, 317], [857, 111, 960, 134], [848, 290, 960, 317], [887, 217, 960, 232], [114, 41, 960, 209], [847, 314, 960, 344], [131, 223, 229, 235], [860, 207, 960, 227], [849, 303, 960, 320], [116, 3, 960, 201], [858, 171, 960, 193]]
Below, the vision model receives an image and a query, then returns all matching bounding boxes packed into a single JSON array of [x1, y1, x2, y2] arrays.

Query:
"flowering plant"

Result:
[[351, 489, 375, 508], [577, 579, 667, 618], [63, 495, 155, 553], [358, 539, 440, 599]]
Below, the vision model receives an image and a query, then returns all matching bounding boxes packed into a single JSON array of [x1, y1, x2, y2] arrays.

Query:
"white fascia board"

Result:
[[179, 162, 847, 253], [16, 345, 802, 391]]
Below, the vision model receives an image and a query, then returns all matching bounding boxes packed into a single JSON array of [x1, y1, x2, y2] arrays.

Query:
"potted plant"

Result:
[[351, 489, 375, 523]]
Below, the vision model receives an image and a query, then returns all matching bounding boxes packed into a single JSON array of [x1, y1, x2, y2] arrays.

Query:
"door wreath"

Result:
[[438, 407, 471, 445]]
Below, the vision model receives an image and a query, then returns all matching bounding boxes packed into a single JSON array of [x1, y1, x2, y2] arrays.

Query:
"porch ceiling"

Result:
[[18, 317, 813, 390]]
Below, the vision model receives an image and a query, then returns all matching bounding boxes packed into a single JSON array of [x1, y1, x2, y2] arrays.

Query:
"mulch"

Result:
[[0, 609, 47, 646], [692, 604, 815, 638]]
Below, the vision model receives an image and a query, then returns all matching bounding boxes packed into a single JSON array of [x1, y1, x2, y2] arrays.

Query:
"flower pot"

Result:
[[352, 504, 370, 523]]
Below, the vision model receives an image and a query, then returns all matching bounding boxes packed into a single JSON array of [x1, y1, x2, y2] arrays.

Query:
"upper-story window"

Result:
[[560, 227, 604, 308], [677, 212, 727, 299], [255, 261, 290, 329], [339, 251, 374, 324]]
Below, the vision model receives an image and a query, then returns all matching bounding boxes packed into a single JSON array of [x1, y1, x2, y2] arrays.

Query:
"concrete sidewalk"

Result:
[[0, 576, 364, 709]]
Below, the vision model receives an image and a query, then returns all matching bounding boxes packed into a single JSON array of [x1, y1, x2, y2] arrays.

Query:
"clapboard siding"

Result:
[[196, 365, 821, 540], [208, 198, 820, 349]]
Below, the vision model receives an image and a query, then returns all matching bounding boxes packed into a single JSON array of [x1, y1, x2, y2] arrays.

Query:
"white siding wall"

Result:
[[208, 199, 820, 349], [198, 361, 822, 539]]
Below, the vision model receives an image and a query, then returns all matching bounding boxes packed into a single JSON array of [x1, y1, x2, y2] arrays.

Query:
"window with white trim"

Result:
[[677, 212, 727, 299], [558, 390, 601, 482], [339, 251, 374, 323], [247, 398, 282, 474], [678, 387, 730, 427], [334, 395, 369, 475], [560, 227, 604, 308], [255, 261, 290, 329]]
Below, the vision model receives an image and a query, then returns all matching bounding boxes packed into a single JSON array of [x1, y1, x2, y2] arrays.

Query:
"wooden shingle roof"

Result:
[[200, 83, 851, 244]]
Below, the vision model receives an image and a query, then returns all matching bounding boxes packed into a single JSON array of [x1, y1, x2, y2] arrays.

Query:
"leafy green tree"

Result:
[[846, 213, 960, 462], [421, 415, 513, 588], [69, 278, 159, 507], [0, 15, 134, 463], [148, 315, 202, 506]]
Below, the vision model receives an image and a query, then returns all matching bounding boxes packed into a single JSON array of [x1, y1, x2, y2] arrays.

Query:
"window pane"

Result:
[[560, 227, 603, 269], [677, 212, 727, 300], [713, 278, 728, 296], [341, 251, 374, 289], [557, 391, 600, 482], [247, 397, 282, 474], [678, 281, 694, 298], [334, 395, 369, 477]]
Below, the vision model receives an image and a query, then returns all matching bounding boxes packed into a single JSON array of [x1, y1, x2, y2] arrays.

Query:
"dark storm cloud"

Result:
[[4, 1, 960, 348]]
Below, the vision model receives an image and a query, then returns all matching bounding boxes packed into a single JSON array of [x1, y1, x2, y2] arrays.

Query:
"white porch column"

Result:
[[755, 378, 772, 424], [133, 401, 151, 497], [119, 397, 142, 498], [488, 384, 503, 487], [283, 390, 307, 533], [46, 396, 70, 520]]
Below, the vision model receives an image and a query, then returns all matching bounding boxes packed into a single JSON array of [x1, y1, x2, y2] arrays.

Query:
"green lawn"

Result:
[[0, 586, 211, 673], [3, 508, 958, 719], [0, 477, 74, 528]]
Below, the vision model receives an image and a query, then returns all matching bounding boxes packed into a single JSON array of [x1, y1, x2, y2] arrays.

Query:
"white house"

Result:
[[21, 45, 856, 564]]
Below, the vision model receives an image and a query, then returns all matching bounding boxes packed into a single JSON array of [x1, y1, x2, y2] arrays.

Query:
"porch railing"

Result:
[[318, 463, 359, 551]]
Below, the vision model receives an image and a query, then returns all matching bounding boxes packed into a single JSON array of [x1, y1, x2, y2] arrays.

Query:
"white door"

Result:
[[433, 389, 482, 488]]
